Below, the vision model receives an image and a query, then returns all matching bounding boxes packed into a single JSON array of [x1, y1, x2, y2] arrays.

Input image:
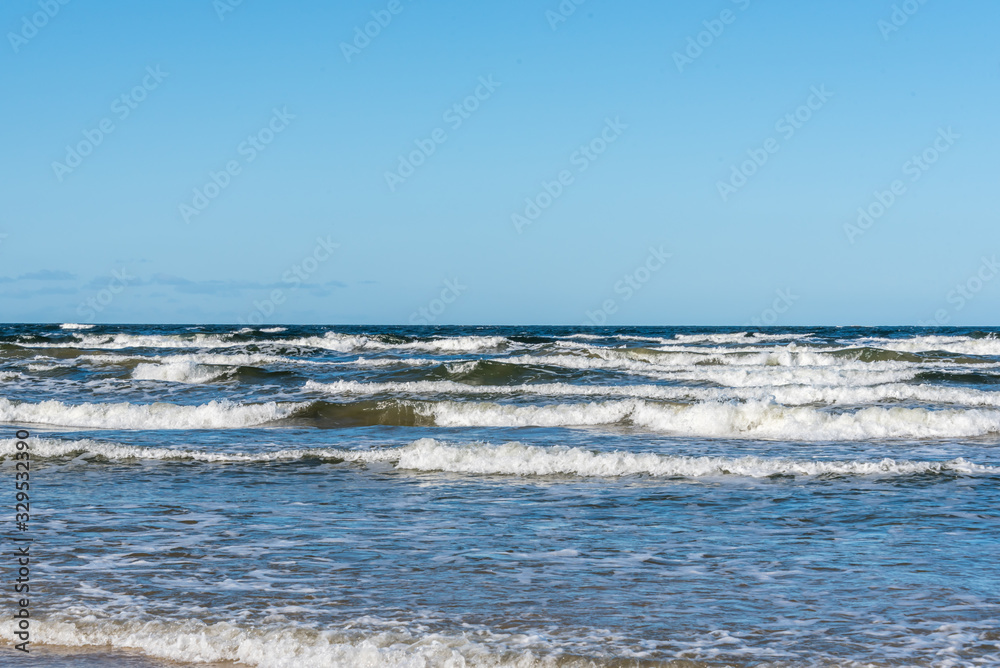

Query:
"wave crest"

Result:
[[0, 615, 549, 668], [1, 437, 992, 479], [0, 397, 295, 429]]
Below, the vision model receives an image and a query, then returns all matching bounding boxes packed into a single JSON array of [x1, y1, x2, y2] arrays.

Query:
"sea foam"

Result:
[[2, 437, 993, 478], [0, 615, 544, 668], [0, 397, 294, 429]]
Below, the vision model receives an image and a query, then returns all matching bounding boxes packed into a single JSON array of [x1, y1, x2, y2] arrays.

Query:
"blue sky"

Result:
[[1, 0, 998, 325]]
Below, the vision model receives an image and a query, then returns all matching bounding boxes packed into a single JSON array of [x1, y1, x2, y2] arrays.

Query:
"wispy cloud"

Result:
[[8, 270, 78, 281]]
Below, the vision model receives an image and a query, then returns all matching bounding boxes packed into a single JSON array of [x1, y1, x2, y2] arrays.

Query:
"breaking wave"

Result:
[[0, 614, 572, 668], [306, 379, 1000, 407], [2, 437, 992, 479], [0, 397, 294, 429], [8, 394, 1000, 439]]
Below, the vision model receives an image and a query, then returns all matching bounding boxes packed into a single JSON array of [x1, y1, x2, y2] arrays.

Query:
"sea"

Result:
[[1, 324, 998, 667]]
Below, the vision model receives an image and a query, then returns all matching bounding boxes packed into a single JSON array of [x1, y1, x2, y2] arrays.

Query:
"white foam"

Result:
[[11, 436, 996, 479], [78, 352, 311, 368], [233, 326, 288, 334], [294, 332, 511, 354], [16, 332, 1000, 361], [658, 365, 923, 388], [588, 345, 893, 368], [17, 331, 516, 355], [7, 386, 995, 438], [306, 379, 1000, 408], [27, 363, 61, 371], [132, 361, 230, 384], [0, 615, 547, 668], [334, 357, 443, 369], [668, 332, 812, 344], [0, 437, 321, 462], [855, 335, 1000, 356], [59, 323, 95, 330], [70, 332, 245, 349], [626, 400, 1000, 440], [150, 352, 297, 367], [0, 398, 296, 430], [566, 332, 810, 345], [418, 399, 1000, 440], [386, 439, 992, 477], [3, 437, 992, 478], [495, 353, 927, 386]]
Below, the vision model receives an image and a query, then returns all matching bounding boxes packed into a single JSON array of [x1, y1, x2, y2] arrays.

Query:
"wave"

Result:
[[324, 355, 939, 388], [667, 331, 813, 344], [2, 437, 993, 478], [0, 437, 336, 462], [417, 399, 1000, 439], [857, 335, 1000, 357], [129, 359, 297, 384], [31, 332, 250, 350], [14, 331, 517, 354], [564, 332, 811, 345], [234, 326, 288, 334], [306, 379, 1000, 407], [283, 333, 513, 354], [0, 397, 294, 429], [383, 440, 994, 477], [75, 352, 323, 371], [498, 353, 929, 386], [0, 614, 568, 668], [132, 361, 231, 384], [8, 394, 1000, 438], [58, 323, 94, 330], [587, 345, 980, 368]]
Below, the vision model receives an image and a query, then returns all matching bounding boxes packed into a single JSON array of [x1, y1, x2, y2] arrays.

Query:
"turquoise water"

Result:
[[2, 325, 999, 666]]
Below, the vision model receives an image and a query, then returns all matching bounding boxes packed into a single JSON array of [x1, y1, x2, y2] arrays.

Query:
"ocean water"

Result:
[[1, 324, 999, 667]]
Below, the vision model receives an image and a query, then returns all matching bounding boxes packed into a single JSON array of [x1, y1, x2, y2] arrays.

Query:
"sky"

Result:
[[1, 0, 998, 326]]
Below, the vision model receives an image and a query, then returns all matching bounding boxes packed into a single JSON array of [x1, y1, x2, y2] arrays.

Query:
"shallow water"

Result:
[[1, 325, 998, 666]]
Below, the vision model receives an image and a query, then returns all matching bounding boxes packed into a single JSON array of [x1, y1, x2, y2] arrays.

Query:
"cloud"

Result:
[[142, 274, 349, 295], [0, 285, 81, 299], [14, 270, 78, 281], [1, 271, 353, 299]]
